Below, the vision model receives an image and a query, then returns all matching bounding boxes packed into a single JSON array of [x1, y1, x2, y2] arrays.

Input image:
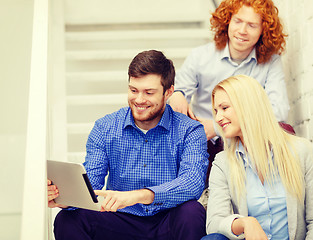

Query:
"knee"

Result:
[[175, 200, 206, 224], [54, 209, 84, 232], [178, 200, 205, 216], [55, 209, 76, 225], [54, 209, 92, 239], [54, 210, 73, 230]]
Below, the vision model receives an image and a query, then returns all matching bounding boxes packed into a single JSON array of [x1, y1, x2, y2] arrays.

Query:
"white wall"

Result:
[[0, 0, 34, 239], [275, 0, 313, 142]]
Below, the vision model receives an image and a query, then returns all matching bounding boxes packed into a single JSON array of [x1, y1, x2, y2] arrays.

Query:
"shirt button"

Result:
[[143, 164, 147, 167], [146, 209, 149, 212], [145, 139, 148, 143]]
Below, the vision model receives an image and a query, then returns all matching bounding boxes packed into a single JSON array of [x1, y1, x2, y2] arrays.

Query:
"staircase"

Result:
[[63, 1, 214, 164]]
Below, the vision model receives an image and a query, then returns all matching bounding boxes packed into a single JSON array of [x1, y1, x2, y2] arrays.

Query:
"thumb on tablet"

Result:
[[94, 190, 106, 197]]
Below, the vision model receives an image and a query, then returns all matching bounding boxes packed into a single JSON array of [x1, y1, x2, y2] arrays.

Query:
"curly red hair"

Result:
[[210, 0, 287, 64]]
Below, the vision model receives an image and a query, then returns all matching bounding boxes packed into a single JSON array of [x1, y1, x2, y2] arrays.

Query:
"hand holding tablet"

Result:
[[47, 160, 101, 211]]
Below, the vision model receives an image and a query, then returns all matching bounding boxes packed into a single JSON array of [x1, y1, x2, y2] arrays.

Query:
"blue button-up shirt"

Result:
[[236, 143, 289, 240], [83, 105, 209, 216], [175, 42, 289, 122]]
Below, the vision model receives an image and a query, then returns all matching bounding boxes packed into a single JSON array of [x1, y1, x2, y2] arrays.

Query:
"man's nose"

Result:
[[239, 23, 247, 34], [135, 93, 146, 103]]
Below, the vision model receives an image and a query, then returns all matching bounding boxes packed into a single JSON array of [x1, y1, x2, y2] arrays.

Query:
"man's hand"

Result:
[[232, 217, 268, 240], [47, 179, 68, 208], [169, 91, 197, 120], [169, 92, 189, 115], [196, 117, 217, 140], [95, 189, 154, 212]]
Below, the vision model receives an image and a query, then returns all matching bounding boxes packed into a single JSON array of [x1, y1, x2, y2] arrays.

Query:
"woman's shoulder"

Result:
[[213, 151, 229, 170], [290, 136, 312, 156]]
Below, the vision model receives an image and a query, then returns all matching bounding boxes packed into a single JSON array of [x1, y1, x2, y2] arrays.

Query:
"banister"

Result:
[[20, 0, 49, 239]]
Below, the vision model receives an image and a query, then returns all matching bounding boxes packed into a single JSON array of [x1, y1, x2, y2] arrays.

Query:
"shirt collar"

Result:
[[123, 104, 171, 131], [235, 141, 249, 168], [235, 141, 274, 169], [220, 42, 257, 64]]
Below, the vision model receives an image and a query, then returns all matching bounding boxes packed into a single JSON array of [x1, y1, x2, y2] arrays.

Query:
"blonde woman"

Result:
[[201, 75, 313, 240]]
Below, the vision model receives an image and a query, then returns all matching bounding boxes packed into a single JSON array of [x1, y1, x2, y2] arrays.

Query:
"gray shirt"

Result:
[[175, 42, 289, 122]]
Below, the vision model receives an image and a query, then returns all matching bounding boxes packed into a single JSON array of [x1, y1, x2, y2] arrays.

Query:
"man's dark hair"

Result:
[[128, 50, 175, 93]]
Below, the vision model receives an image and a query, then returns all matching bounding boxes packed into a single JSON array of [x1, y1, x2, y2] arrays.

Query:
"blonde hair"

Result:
[[212, 75, 304, 202]]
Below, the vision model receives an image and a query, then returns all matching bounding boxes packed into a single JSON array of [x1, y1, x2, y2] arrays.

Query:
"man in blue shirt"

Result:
[[169, 0, 290, 184], [48, 50, 209, 240]]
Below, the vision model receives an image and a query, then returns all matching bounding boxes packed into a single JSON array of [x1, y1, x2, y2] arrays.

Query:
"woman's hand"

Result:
[[232, 217, 268, 240]]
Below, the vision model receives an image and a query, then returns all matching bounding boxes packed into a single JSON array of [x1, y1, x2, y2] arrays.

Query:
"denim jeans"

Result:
[[201, 233, 229, 240]]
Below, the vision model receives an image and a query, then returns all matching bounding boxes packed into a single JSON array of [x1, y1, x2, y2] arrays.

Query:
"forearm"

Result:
[[265, 56, 289, 121], [84, 131, 109, 191], [231, 217, 268, 239], [174, 50, 199, 101], [231, 217, 245, 235], [148, 169, 206, 208], [135, 189, 155, 205], [197, 117, 217, 140], [95, 188, 155, 212]]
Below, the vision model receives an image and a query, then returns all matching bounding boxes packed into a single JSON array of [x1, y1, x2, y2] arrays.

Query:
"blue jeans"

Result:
[[201, 233, 229, 240]]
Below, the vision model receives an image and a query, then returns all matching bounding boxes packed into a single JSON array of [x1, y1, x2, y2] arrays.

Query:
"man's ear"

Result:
[[165, 85, 174, 100]]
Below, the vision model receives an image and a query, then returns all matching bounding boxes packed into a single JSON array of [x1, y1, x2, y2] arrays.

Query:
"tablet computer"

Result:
[[47, 160, 101, 211]]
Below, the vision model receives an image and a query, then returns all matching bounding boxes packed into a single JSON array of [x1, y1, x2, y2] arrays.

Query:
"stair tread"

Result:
[[66, 28, 211, 41], [67, 93, 128, 105], [67, 152, 86, 163], [67, 123, 94, 134], [67, 70, 128, 81], [66, 48, 192, 60]]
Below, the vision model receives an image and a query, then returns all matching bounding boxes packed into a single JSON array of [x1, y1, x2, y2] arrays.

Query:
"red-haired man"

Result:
[[170, 0, 289, 183]]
